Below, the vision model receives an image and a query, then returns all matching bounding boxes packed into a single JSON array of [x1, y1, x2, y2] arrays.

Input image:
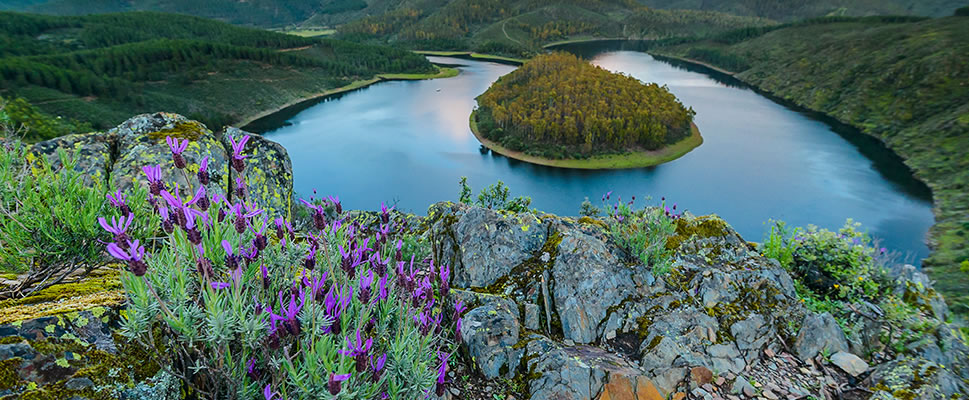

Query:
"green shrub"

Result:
[[113, 133, 460, 399], [956, 6, 969, 16], [0, 139, 154, 298], [761, 219, 799, 270], [790, 220, 882, 301], [465, 179, 532, 213], [604, 194, 678, 275]]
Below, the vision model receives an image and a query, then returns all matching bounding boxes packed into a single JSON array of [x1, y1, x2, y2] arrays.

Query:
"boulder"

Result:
[[457, 292, 523, 379], [428, 202, 548, 290], [31, 133, 112, 185], [794, 312, 849, 360], [829, 351, 869, 377]]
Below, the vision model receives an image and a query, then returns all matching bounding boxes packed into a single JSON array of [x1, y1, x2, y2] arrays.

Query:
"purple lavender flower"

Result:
[[186, 186, 210, 211], [380, 202, 392, 224], [142, 165, 164, 195], [263, 384, 280, 400], [107, 240, 147, 276], [229, 203, 263, 234], [273, 217, 295, 246], [375, 275, 388, 303], [197, 156, 210, 185], [328, 372, 350, 396], [261, 265, 270, 290], [371, 353, 386, 382], [251, 218, 268, 251], [158, 205, 174, 234], [435, 352, 450, 396], [358, 269, 374, 304], [106, 190, 131, 216], [99, 214, 133, 245], [228, 134, 250, 173], [165, 136, 189, 169], [340, 328, 373, 373], [235, 176, 246, 199], [270, 287, 305, 337], [327, 195, 342, 214], [247, 358, 261, 381], [183, 209, 203, 245], [439, 263, 450, 296], [299, 198, 327, 231], [222, 240, 240, 271], [304, 246, 316, 270]]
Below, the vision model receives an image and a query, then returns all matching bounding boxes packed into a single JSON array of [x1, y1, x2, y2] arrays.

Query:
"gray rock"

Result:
[[526, 340, 658, 400], [550, 222, 650, 344], [871, 358, 969, 399], [829, 351, 868, 377], [459, 294, 522, 379], [65, 377, 94, 390], [31, 133, 111, 185], [731, 313, 772, 354], [524, 303, 540, 331], [731, 377, 755, 396], [794, 312, 848, 360], [428, 202, 548, 289]]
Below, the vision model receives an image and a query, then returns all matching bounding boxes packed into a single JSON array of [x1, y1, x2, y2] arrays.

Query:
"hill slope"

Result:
[[635, 0, 966, 20], [654, 16, 969, 314], [339, 0, 775, 55], [0, 12, 435, 135]]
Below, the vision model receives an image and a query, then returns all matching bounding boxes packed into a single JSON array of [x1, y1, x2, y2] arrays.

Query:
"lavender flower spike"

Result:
[[197, 156, 210, 185], [99, 214, 133, 244], [107, 240, 147, 276], [229, 134, 250, 172], [165, 136, 189, 169], [142, 165, 164, 195]]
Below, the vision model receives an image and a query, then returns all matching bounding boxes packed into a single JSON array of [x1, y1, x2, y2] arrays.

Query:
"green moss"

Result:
[[0, 270, 124, 325], [0, 337, 25, 345], [665, 215, 730, 251], [0, 358, 22, 390], [577, 216, 608, 229], [145, 120, 210, 141]]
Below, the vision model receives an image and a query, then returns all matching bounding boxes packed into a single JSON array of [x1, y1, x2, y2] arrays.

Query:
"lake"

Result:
[[250, 43, 934, 260]]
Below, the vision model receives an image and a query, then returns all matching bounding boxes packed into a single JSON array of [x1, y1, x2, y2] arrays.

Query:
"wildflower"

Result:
[[299, 198, 327, 231], [270, 287, 305, 337], [304, 246, 316, 270], [186, 186, 210, 211], [196, 246, 214, 278], [858, 276, 864, 281], [435, 352, 450, 397], [165, 136, 189, 169], [197, 156, 210, 185], [380, 202, 392, 224], [183, 209, 203, 245], [228, 134, 250, 173], [273, 217, 295, 246], [371, 353, 387, 382], [263, 384, 280, 400], [107, 190, 131, 216], [235, 176, 247, 199], [358, 269, 374, 304], [439, 263, 450, 296], [327, 195, 342, 214], [99, 214, 133, 245], [158, 205, 174, 234], [229, 202, 263, 234], [327, 372, 350, 396], [210, 281, 230, 290], [107, 240, 147, 276], [222, 240, 240, 271], [142, 165, 164, 195], [375, 275, 388, 303], [324, 284, 353, 336], [340, 328, 373, 373], [247, 358, 261, 381], [261, 265, 270, 290], [252, 218, 268, 251]]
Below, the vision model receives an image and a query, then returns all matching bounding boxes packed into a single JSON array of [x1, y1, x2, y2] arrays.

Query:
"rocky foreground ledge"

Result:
[[0, 114, 966, 399]]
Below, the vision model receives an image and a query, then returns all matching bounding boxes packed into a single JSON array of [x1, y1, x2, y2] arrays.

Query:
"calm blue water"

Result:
[[254, 49, 934, 260]]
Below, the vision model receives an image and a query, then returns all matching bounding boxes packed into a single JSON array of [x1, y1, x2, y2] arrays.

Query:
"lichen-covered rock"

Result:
[[222, 127, 292, 219], [871, 357, 969, 399], [30, 133, 112, 186], [109, 112, 231, 202], [794, 312, 849, 360], [428, 202, 548, 289], [549, 219, 651, 344], [523, 336, 661, 400], [457, 291, 522, 379]]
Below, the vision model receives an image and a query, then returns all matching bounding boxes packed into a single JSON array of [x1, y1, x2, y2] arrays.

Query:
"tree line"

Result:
[[476, 52, 694, 158]]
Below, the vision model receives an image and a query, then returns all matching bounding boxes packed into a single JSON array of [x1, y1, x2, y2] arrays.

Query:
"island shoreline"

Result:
[[469, 110, 703, 170]]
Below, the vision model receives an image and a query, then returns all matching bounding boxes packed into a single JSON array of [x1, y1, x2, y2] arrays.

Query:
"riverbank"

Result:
[[469, 110, 702, 169], [413, 50, 525, 65], [651, 38, 968, 317], [237, 65, 459, 128]]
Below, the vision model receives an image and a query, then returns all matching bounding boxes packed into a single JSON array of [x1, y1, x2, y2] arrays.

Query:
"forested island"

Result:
[[472, 52, 700, 168]]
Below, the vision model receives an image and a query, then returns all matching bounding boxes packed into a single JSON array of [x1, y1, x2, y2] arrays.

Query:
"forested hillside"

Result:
[[636, 0, 965, 20], [654, 16, 969, 314], [475, 52, 694, 159], [339, 0, 774, 55], [0, 12, 434, 135]]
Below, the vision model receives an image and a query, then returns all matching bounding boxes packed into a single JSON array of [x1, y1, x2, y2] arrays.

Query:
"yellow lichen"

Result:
[[145, 120, 210, 141]]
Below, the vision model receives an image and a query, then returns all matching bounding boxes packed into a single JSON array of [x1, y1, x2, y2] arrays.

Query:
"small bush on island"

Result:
[[106, 133, 462, 399], [475, 52, 695, 159]]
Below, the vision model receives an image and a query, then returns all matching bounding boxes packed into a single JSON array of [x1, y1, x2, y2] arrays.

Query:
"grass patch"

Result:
[[413, 50, 526, 65]]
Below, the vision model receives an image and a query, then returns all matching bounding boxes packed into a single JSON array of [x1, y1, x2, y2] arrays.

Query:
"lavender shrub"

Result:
[[105, 134, 462, 399]]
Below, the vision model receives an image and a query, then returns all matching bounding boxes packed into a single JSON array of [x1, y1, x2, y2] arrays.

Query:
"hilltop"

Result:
[[637, 0, 965, 20], [652, 15, 969, 315], [0, 11, 440, 138]]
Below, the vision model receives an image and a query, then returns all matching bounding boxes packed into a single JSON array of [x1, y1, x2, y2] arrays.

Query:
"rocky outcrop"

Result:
[[30, 113, 293, 218], [428, 202, 969, 399]]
